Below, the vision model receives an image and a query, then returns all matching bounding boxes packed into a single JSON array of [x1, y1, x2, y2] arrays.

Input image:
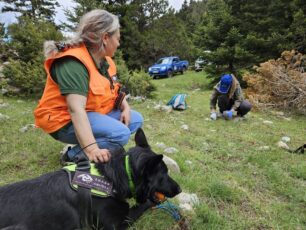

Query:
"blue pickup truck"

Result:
[[148, 56, 189, 78]]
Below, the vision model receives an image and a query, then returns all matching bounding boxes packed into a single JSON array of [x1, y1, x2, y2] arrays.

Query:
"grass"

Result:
[[0, 71, 306, 229]]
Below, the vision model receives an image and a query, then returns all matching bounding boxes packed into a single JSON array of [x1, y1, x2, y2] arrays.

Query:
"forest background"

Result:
[[0, 0, 305, 96]]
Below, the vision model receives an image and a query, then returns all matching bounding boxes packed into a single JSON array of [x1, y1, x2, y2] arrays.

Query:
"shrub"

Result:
[[115, 51, 156, 98], [2, 16, 63, 96], [243, 50, 306, 114], [2, 57, 45, 96]]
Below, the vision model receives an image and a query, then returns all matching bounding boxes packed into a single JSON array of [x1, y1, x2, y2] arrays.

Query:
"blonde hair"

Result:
[[44, 9, 120, 58]]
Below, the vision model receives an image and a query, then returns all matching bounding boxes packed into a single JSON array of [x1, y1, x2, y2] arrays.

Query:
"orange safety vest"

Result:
[[34, 44, 120, 133]]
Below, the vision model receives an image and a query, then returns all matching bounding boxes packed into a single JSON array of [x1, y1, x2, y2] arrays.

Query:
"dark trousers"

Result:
[[217, 95, 252, 116]]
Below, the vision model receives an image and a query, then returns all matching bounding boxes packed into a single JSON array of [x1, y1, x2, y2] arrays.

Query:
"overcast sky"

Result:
[[0, 0, 188, 26]]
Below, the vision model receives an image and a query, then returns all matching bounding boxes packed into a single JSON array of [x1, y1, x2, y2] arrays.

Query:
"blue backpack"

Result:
[[167, 94, 187, 110]]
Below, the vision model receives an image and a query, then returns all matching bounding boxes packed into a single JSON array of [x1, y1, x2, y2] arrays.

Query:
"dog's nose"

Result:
[[177, 186, 182, 194]]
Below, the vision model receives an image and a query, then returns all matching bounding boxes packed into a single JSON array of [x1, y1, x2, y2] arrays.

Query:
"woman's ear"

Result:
[[101, 33, 109, 47]]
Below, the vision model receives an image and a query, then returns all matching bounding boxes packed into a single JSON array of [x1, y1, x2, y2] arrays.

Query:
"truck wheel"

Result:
[[167, 70, 173, 78], [180, 66, 187, 74]]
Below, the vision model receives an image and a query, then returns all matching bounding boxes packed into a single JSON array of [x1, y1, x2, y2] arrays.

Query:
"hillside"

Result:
[[0, 71, 305, 229]]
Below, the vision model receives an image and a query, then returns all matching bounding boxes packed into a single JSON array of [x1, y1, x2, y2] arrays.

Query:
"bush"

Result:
[[115, 51, 156, 98], [243, 50, 306, 114], [127, 70, 156, 98], [2, 16, 63, 96], [2, 56, 45, 96]]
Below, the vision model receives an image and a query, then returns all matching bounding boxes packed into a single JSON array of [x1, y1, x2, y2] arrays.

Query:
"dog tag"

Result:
[[72, 171, 113, 195]]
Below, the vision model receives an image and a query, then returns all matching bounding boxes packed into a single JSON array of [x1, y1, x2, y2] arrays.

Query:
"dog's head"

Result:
[[128, 128, 181, 203]]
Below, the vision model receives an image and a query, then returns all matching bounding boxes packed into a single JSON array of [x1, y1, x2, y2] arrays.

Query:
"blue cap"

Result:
[[217, 74, 232, 93]]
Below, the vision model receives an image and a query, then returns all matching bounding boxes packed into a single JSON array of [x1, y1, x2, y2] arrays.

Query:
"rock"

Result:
[[130, 96, 145, 102], [0, 113, 9, 120], [258, 146, 270, 151], [277, 141, 290, 150], [179, 203, 193, 211], [176, 192, 200, 207], [185, 160, 193, 165], [153, 104, 172, 113], [161, 105, 172, 112], [283, 117, 291, 121], [1, 88, 8, 95], [181, 124, 189, 130], [263, 120, 273, 125], [281, 136, 291, 143], [0, 103, 9, 108], [275, 111, 285, 116], [155, 142, 167, 149], [19, 124, 35, 133], [153, 104, 161, 110], [162, 155, 180, 174], [164, 147, 178, 154]]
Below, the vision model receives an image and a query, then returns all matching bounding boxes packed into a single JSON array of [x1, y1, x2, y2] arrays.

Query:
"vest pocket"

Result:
[[90, 86, 105, 95]]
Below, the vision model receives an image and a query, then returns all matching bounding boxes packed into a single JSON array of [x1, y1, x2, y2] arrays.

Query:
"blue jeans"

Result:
[[56, 110, 143, 160]]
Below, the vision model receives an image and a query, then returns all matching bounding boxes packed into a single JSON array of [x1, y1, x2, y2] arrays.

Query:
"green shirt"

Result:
[[50, 56, 111, 96], [50, 57, 89, 96]]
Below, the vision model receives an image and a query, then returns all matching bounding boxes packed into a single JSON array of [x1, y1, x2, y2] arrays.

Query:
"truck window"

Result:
[[157, 58, 171, 64]]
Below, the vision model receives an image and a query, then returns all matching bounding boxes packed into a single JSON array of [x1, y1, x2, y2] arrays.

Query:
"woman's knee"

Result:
[[129, 110, 144, 133], [114, 126, 131, 145]]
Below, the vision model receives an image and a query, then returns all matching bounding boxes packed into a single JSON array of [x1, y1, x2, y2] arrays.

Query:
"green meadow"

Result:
[[0, 71, 305, 229]]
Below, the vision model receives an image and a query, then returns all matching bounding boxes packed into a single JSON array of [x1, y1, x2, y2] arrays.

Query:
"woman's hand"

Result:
[[120, 98, 131, 126], [86, 146, 111, 163]]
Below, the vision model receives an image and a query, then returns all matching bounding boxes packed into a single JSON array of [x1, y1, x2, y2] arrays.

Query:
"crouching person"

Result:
[[210, 74, 252, 120]]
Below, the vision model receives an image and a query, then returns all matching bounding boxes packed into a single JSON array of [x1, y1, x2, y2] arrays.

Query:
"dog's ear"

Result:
[[135, 128, 149, 148]]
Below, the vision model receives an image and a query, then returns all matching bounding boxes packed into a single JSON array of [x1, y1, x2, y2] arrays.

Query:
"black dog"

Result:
[[0, 129, 181, 229]]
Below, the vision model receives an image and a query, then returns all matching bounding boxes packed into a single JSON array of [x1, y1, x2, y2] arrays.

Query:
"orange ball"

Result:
[[155, 192, 166, 201]]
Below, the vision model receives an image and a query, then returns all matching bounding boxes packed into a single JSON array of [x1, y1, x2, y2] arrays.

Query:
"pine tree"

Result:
[[1, 0, 59, 22], [2, 16, 63, 95], [143, 12, 194, 67], [195, 0, 247, 80]]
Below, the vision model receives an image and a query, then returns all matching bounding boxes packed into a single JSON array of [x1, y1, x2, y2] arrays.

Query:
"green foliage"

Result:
[[143, 12, 195, 68], [289, 9, 306, 52], [7, 16, 63, 62], [115, 50, 156, 98], [195, 0, 306, 84], [2, 17, 63, 96], [63, 0, 106, 30], [127, 70, 156, 98], [1, 0, 59, 22], [2, 56, 45, 96], [2, 0, 305, 95], [0, 23, 10, 62]]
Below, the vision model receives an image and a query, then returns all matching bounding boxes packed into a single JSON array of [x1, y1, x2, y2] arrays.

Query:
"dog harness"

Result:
[[63, 163, 113, 197], [62, 155, 136, 198]]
